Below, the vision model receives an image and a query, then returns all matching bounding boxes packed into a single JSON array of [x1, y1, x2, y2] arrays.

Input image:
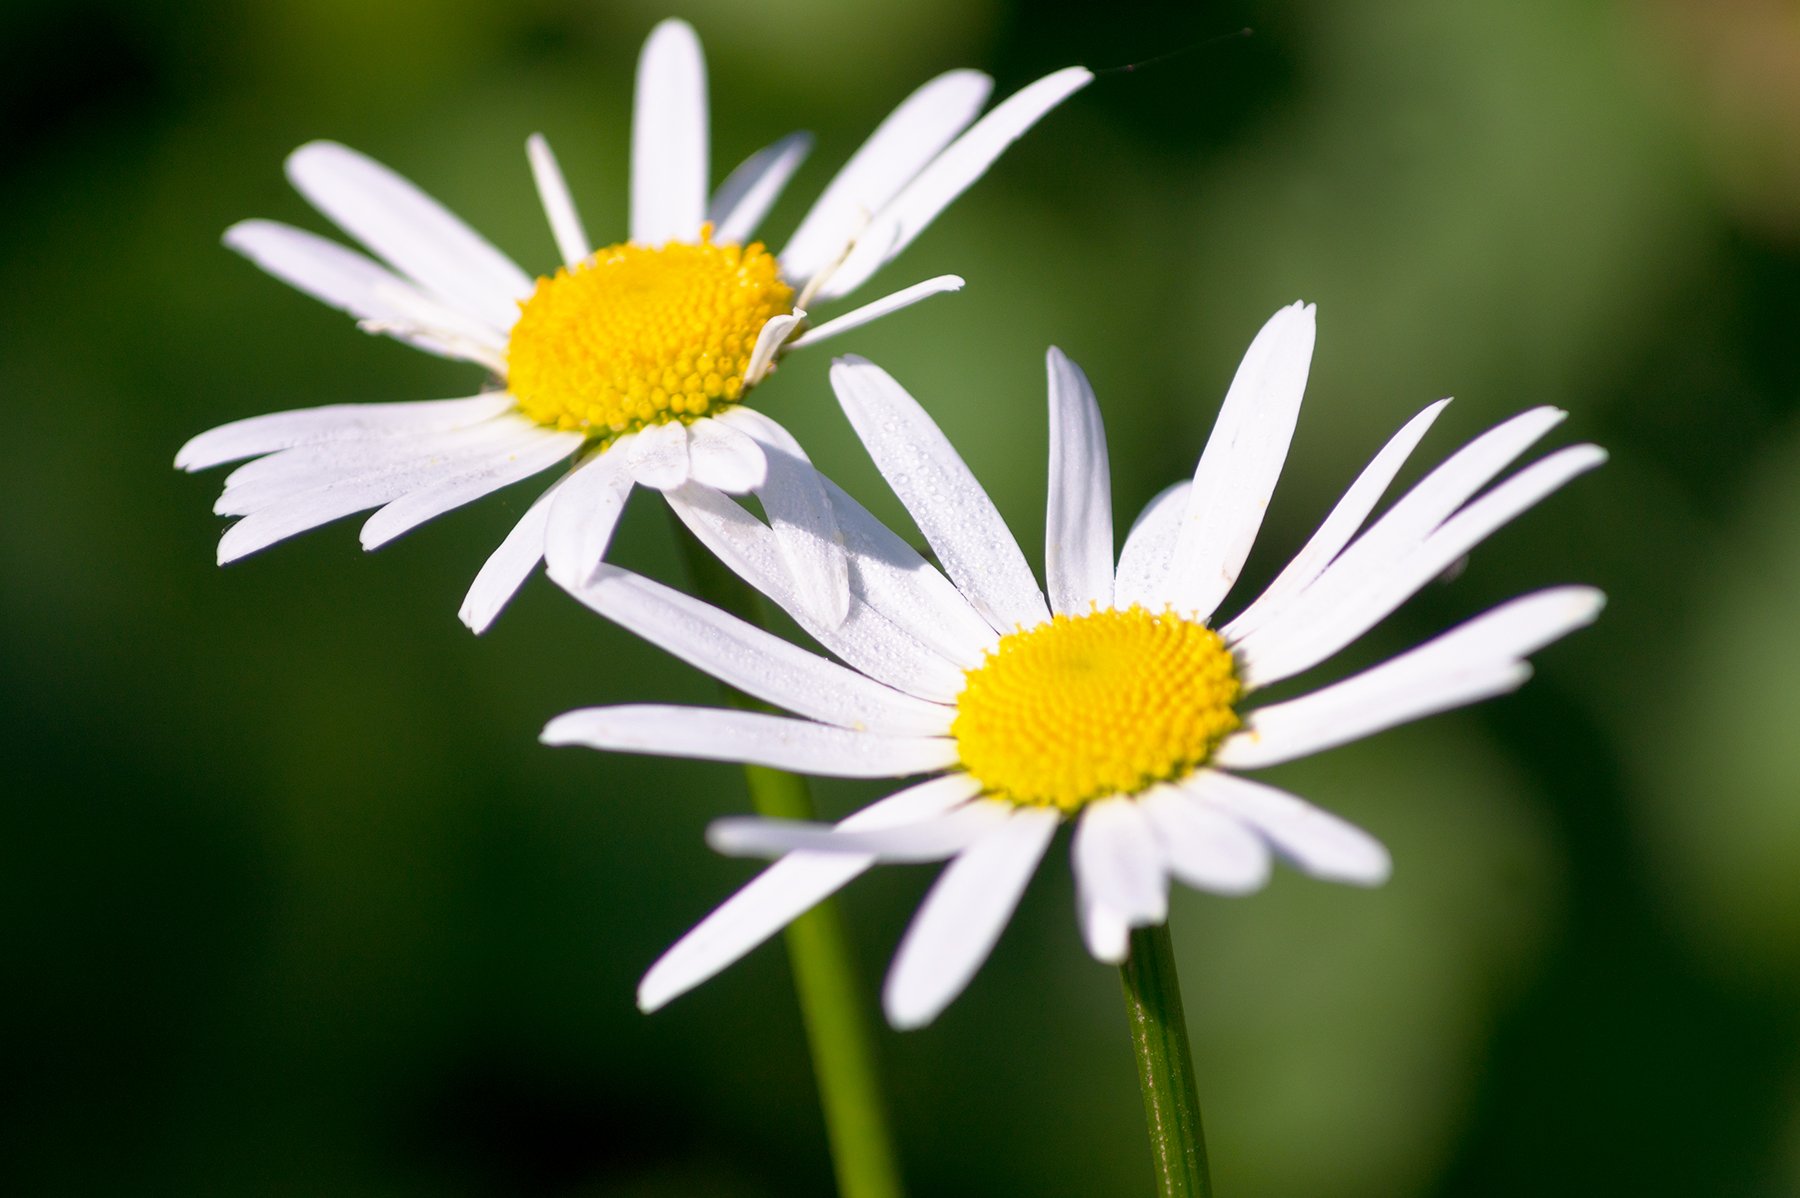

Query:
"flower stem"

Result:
[[1120, 922, 1213, 1198], [669, 514, 906, 1198]]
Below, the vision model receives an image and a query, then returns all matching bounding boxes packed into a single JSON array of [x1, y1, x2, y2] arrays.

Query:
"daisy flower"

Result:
[[175, 19, 1091, 631], [542, 302, 1606, 1029]]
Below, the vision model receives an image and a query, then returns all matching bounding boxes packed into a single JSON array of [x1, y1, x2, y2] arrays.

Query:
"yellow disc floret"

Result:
[[952, 606, 1242, 812], [507, 228, 794, 436]]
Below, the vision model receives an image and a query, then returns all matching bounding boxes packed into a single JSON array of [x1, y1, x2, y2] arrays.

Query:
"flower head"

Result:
[[544, 303, 1606, 1028], [176, 19, 1091, 632]]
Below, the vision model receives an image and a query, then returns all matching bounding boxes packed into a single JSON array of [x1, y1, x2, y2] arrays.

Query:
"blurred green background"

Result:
[[5, 0, 1800, 1193]]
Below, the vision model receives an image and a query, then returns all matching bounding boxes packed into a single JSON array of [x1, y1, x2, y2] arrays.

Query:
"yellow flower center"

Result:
[[952, 606, 1242, 812], [506, 229, 795, 436]]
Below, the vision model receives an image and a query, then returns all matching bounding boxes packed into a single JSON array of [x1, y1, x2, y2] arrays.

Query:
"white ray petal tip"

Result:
[[704, 818, 762, 856], [539, 711, 593, 747], [882, 986, 939, 1032], [635, 982, 672, 1014], [647, 16, 699, 43]]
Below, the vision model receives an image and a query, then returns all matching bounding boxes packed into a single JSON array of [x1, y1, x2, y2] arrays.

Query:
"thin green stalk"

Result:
[[1120, 922, 1212, 1198], [670, 515, 905, 1198]]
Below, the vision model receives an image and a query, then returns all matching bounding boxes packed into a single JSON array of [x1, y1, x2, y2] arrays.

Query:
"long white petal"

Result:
[[568, 566, 954, 736], [1140, 785, 1271, 895], [217, 452, 476, 564], [1234, 405, 1569, 665], [359, 429, 582, 549], [779, 70, 994, 285], [213, 421, 526, 512], [819, 67, 1093, 300], [665, 482, 970, 701], [717, 409, 850, 628], [1219, 586, 1604, 767], [1112, 481, 1191, 610], [624, 421, 692, 492], [1160, 302, 1316, 620], [709, 799, 1010, 862], [830, 356, 1048, 634], [541, 705, 958, 777], [631, 19, 708, 246], [285, 141, 532, 330], [222, 220, 508, 361], [1184, 771, 1390, 885], [787, 276, 964, 349], [459, 476, 563, 634], [177, 394, 514, 472], [819, 476, 999, 667], [1044, 347, 1114, 616], [686, 418, 768, 492], [1071, 798, 1167, 937], [1222, 399, 1451, 642], [543, 445, 636, 589], [709, 132, 813, 245], [527, 133, 591, 266], [883, 806, 1060, 1029], [1238, 444, 1607, 686], [637, 773, 981, 1012]]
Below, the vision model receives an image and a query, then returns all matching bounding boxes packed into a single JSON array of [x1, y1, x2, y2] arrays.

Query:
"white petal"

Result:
[[1219, 586, 1604, 767], [1112, 481, 1191, 610], [686, 418, 768, 492], [358, 429, 581, 549], [631, 18, 708, 246], [1222, 399, 1450, 642], [819, 476, 999, 667], [1043, 347, 1114, 616], [1160, 302, 1316, 620], [830, 356, 1048, 635], [541, 705, 958, 777], [883, 806, 1060, 1029], [1071, 798, 1167, 936], [217, 452, 473, 564], [285, 141, 532, 330], [1078, 896, 1130, 966], [717, 409, 851, 628], [709, 798, 1010, 862], [744, 309, 806, 386], [213, 421, 525, 512], [779, 70, 994, 285], [527, 133, 591, 266], [624, 421, 692, 492], [1184, 771, 1391, 886], [637, 773, 981, 1013], [820, 67, 1093, 301], [222, 220, 508, 361], [1237, 443, 1607, 686], [1233, 406, 1569, 666], [665, 482, 970, 701], [543, 445, 636, 589], [1223, 662, 1531, 771], [709, 132, 813, 245], [459, 476, 563, 634], [177, 393, 514, 472], [567, 566, 954, 736], [787, 276, 965, 349], [1140, 785, 1271, 895]]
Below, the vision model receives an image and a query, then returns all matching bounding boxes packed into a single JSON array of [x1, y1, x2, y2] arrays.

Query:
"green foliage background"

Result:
[[5, 0, 1799, 1193]]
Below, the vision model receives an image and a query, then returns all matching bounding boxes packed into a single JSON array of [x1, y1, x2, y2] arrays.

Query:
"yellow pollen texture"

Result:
[[952, 606, 1242, 812], [506, 229, 794, 436]]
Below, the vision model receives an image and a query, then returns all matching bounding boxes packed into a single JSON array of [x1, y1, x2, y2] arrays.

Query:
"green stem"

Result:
[[1120, 922, 1213, 1198], [670, 515, 906, 1198]]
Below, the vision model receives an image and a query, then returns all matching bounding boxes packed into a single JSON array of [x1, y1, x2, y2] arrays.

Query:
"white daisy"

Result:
[[175, 18, 1091, 631], [542, 302, 1606, 1029]]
